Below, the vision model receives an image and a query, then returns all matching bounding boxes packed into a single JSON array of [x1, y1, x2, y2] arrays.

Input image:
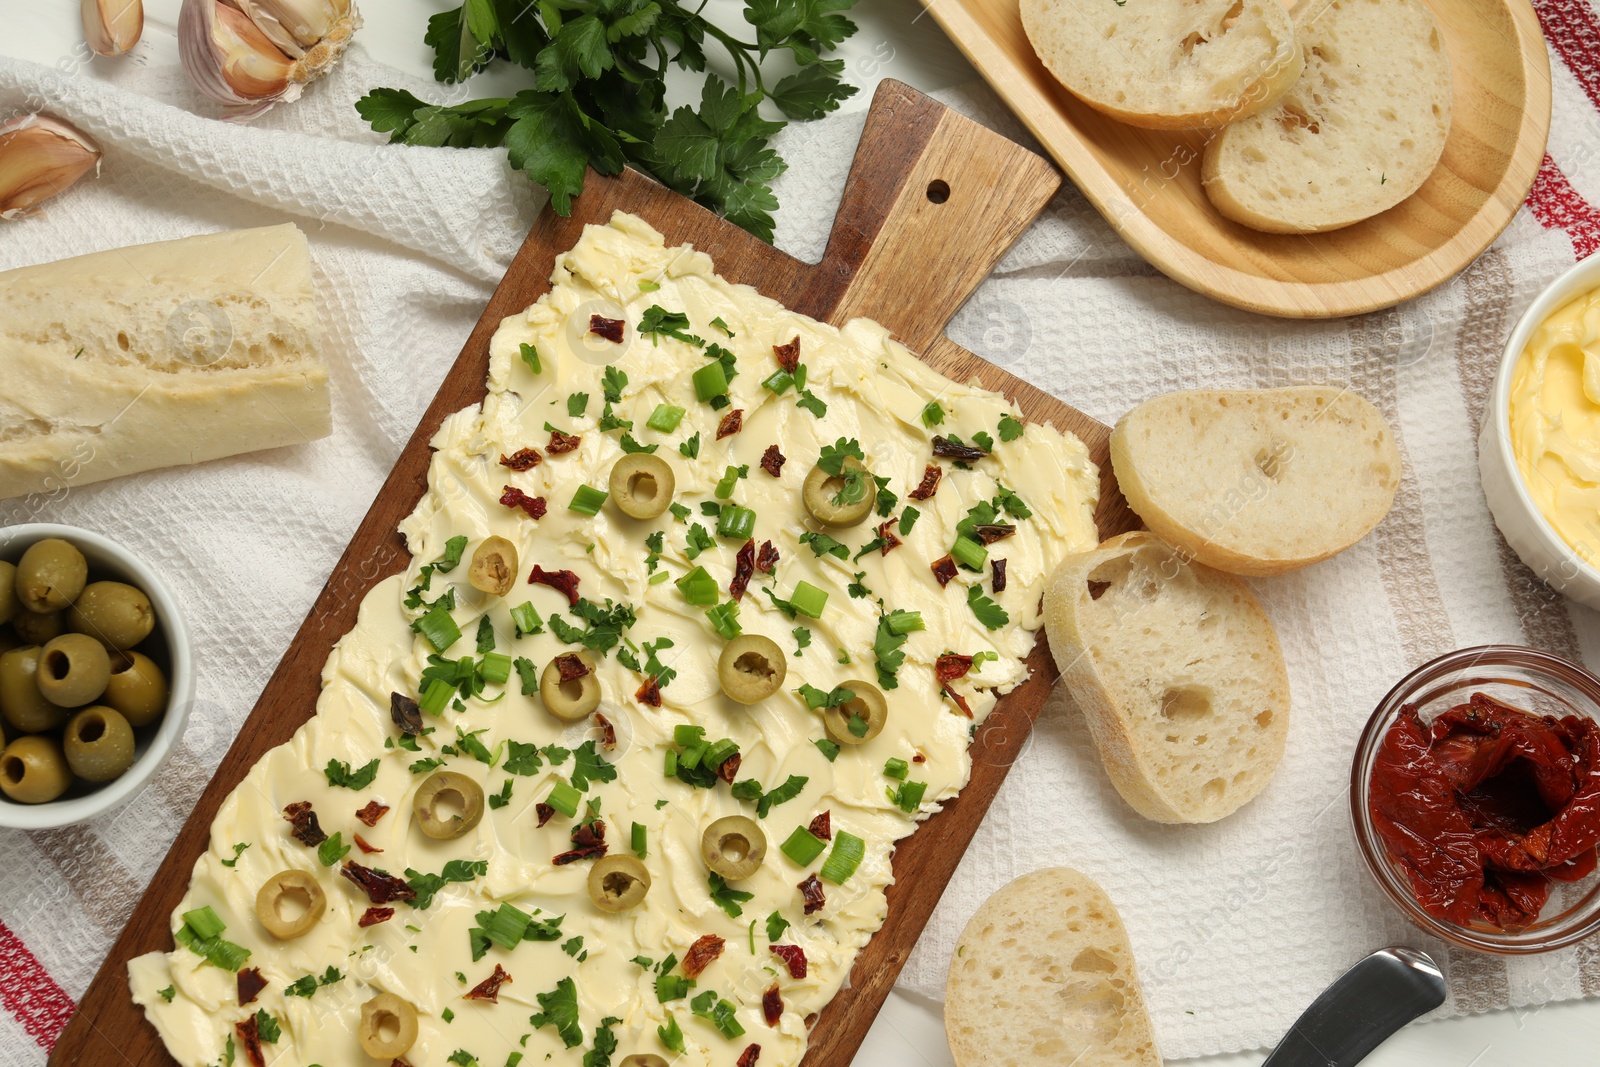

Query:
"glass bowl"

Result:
[[1351, 645, 1600, 954]]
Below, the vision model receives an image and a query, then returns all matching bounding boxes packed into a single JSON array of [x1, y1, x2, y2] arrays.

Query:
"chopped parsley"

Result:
[[317, 831, 351, 867], [638, 306, 704, 347], [873, 610, 924, 689], [766, 911, 791, 941], [798, 531, 848, 559], [921, 400, 944, 426], [966, 584, 1010, 630], [685, 523, 715, 559], [405, 858, 488, 910], [531, 976, 584, 1048], [219, 842, 249, 868], [998, 413, 1024, 441], [817, 438, 868, 506], [488, 778, 514, 809], [519, 343, 541, 374], [679, 432, 702, 459], [323, 758, 380, 790], [567, 392, 589, 417], [690, 989, 746, 1040], [602, 365, 628, 404], [708, 872, 755, 918], [548, 597, 637, 656], [798, 683, 855, 710], [619, 433, 657, 454], [792, 627, 812, 656], [899, 507, 921, 535], [569, 740, 618, 792]]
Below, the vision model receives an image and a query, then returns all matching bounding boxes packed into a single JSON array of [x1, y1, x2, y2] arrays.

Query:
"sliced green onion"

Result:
[[419, 676, 454, 715], [886, 610, 925, 636], [478, 652, 512, 685], [705, 600, 742, 640], [884, 758, 909, 781], [679, 741, 708, 770], [951, 535, 988, 571], [893, 780, 928, 813], [664, 750, 679, 777], [648, 569, 671, 585], [692, 361, 728, 402], [794, 364, 808, 391], [416, 603, 461, 652], [569, 484, 608, 516], [546, 781, 581, 818], [780, 827, 827, 866], [819, 831, 865, 885], [704, 738, 739, 769], [674, 725, 705, 746], [717, 505, 756, 540], [713, 465, 745, 500], [182, 906, 226, 941], [509, 601, 542, 636], [676, 566, 718, 606], [647, 404, 686, 433], [632, 822, 648, 858], [174, 925, 251, 971], [485, 902, 533, 950], [789, 581, 828, 619], [761, 369, 794, 395]]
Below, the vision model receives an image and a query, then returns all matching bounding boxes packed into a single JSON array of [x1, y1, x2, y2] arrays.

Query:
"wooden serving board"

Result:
[[51, 79, 1137, 1067]]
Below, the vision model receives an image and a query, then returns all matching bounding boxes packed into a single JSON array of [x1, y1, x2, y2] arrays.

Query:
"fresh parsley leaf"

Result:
[[531, 976, 584, 1048], [405, 859, 488, 910], [798, 531, 848, 560], [766, 911, 791, 942], [966, 584, 1010, 630], [317, 832, 351, 867], [514, 656, 538, 696], [685, 523, 715, 559], [998, 413, 1024, 441], [792, 626, 811, 656], [324, 758, 380, 790], [488, 778, 514, 809], [570, 739, 618, 791], [602, 365, 628, 403], [920, 400, 944, 427], [504, 740, 543, 775], [873, 610, 923, 689], [157, 985, 176, 1003], [797, 683, 854, 710], [568, 392, 589, 417], [219, 842, 249, 868], [898, 507, 920, 536], [620, 433, 657, 454], [519, 342, 542, 374], [708, 872, 755, 918], [757, 774, 807, 818], [796, 389, 827, 418], [254, 1009, 281, 1044], [679, 432, 701, 459]]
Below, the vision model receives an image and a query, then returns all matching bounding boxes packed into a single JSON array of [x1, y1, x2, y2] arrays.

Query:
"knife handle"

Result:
[[1261, 947, 1447, 1067]]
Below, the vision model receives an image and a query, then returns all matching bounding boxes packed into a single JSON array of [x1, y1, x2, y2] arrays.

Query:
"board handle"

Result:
[[810, 79, 1062, 352]]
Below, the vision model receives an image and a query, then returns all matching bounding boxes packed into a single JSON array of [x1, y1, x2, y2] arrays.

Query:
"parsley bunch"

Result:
[[356, 0, 862, 241]]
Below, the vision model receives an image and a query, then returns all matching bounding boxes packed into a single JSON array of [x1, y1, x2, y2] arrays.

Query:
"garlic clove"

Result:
[[233, 0, 348, 59], [0, 115, 102, 220], [179, 0, 297, 114], [82, 0, 144, 57]]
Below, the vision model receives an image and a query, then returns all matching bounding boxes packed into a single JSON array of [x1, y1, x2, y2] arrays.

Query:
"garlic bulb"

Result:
[[0, 114, 101, 220], [179, 0, 360, 119], [82, 0, 144, 57]]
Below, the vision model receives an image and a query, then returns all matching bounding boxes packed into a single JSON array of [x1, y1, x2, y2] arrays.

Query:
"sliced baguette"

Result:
[[946, 867, 1159, 1067], [1020, 0, 1303, 130], [1111, 387, 1400, 576], [1044, 532, 1289, 823], [1202, 0, 1453, 233]]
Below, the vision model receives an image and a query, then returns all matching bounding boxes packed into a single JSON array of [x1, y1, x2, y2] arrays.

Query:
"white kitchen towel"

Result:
[[3, 2, 1600, 1059]]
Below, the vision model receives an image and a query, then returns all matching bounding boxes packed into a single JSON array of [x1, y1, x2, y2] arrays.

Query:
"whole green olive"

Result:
[[68, 581, 155, 651], [413, 770, 485, 840], [0, 562, 17, 625], [468, 536, 519, 597], [255, 869, 326, 939], [0, 735, 72, 804], [12, 610, 63, 645], [359, 993, 419, 1059], [608, 453, 676, 520], [701, 815, 767, 880], [540, 652, 600, 721], [103, 651, 169, 727], [619, 1057, 669, 1067], [36, 634, 112, 708], [823, 678, 888, 745], [14, 539, 87, 614], [587, 853, 651, 912], [0, 647, 69, 733], [802, 456, 877, 527], [717, 634, 787, 704], [62, 706, 136, 782]]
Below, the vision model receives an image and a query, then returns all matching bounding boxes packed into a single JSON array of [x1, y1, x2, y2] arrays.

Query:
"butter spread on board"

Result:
[[129, 212, 1100, 1067]]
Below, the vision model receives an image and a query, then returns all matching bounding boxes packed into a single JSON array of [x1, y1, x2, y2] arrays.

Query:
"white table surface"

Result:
[[7, 2, 1599, 1064]]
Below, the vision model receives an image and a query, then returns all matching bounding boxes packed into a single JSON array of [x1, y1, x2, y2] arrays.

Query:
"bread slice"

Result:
[[1043, 532, 1289, 823], [1111, 387, 1400, 576], [1020, 0, 1303, 130], [946, 867, 1160, 1067], [0, 225, 329, 500], [1202, 0, 1453, 233]]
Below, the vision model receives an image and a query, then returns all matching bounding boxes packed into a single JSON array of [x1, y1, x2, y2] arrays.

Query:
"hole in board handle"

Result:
[[926, 179, 950, 204]]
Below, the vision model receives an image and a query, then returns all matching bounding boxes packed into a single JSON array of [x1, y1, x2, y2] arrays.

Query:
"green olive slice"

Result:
[[701, 815, 767, 880], [14, 539, 87, 614], [36, 633, 112, 708], [0, 734, 72, 804], [63, 706, 136, 782], [822, 679, 888, 745], [413, 770, 485, 840], [717, 634, 787, 704], [68, 581, 155, 651], [359, 993, 419, 1058], [540, 652, 600, 721], [0, 646, 70, 734], [802, 456, 876, 527], [587, 853, 651, 912], [609, 453, 676, 520], [255, 869, 326, 939], [469, 536, 519, 597]]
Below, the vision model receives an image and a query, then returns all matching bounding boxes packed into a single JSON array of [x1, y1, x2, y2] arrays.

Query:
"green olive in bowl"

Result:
[[103, 651, 169, 727], [717, 634, 787, 704], [701, 814, 766, 880], [63, 706, 136, 783], [540, 653, 600, 721], [256, 869, 326, 939], [68, 581, 155, 651], [0, 735, 72, 804], [587, 854, 651, 912], [14, 539, 88, 614], [36, 634, 111, 708], [0, 647, 69, 733], [822, 679, 888, 745], [0, 562, 17, 626], [803, 456, 876, 527], [413, 770, 484, 840], [609, 454, 676, 520], [12, 610, 64, 646]]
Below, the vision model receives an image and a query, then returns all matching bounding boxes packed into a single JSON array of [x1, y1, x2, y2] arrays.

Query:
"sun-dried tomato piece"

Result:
[[942, 684, 975, 719], [936, 652, 975, 684], [908, 464, 942, 501], [912, 752, 926, 763], [390, 692, 422, 736], [930, 555, 957, 587], [737, 1045, 761, 1067], [500, 447, 543, 471], [718, 751, 742, 784], [770, 943, 807, 979], [536, 803, 556, 827], [682, 933, 726, 978], [237, 967, 267, 1006], [554, 652, 590, 682], [636, 676, 663, 708], [807, 811, 831, 840], [359, 907, 395, 928], [730, 539, 756, 601], [717, 408, 744, 440], [548, 429, 582, 454], [972, 523, 1015, 545], [555, 820, 608, 865], [355, 800, 391, 827], [590, 314, 626, 343], [500, 486, 548, 519], [464, 963, 512, 1003], [798, 873, 826, 915], [874, 520, 902, 555], [991, 558, 1007, 592], [756, 540, 779, 573], [594, 712, 616, 749], [759, 444, 786, 478], [340, 861, 416, 904], [932, 436, 986, 462], [283, 801, 327, 848], [529, 565, 581, 605], [762, 984, 783, 1027], [235, 1015, 266, 1067], [773, 336, 800, 372], [353, 833, 382, 854]]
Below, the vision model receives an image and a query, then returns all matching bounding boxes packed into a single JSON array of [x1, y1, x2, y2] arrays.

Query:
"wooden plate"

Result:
[[918, 0, 1553, 317]]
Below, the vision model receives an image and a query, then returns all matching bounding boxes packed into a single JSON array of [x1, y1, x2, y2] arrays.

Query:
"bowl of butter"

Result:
[[1481, 255, 1600, 611]]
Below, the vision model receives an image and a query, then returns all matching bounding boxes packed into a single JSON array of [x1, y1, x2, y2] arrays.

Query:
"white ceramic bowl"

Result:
[[1480, 254, 1600, 612], [0, 524, 194, 829]]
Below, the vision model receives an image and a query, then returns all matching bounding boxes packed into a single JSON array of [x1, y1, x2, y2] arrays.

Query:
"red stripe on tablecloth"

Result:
[[1532, 0, 1600, 115], [0, 917, 75, 1050], [1527, 153, 1600, 259]]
